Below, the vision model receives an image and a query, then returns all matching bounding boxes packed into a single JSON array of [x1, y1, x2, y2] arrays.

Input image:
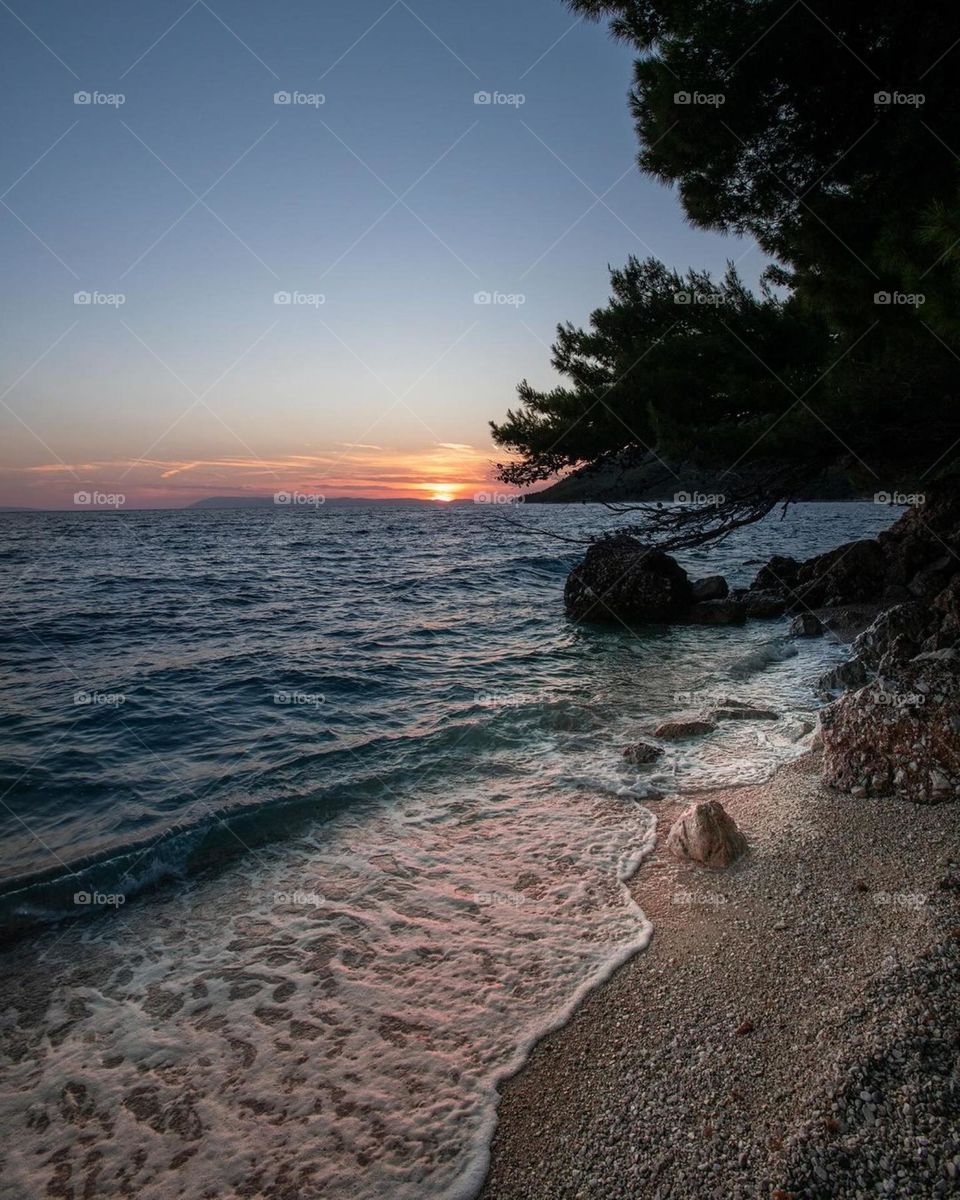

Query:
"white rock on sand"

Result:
[[666, 799, 747, 867]]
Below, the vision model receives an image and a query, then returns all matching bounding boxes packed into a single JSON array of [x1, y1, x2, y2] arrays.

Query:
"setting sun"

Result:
[[431, 489, 456, 503]]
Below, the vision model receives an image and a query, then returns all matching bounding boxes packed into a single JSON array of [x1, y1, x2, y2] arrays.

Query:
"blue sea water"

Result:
[[0, 501, 895, 1199]]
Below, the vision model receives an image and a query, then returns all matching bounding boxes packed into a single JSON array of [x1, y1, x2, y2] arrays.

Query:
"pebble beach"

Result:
[[481, 752, 960, 1199]]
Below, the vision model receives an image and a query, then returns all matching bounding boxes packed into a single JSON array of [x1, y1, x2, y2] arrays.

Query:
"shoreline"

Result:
[[480, 751, 960, 1199]]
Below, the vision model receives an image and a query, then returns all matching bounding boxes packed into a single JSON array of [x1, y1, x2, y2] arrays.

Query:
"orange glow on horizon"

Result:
[[0, 443, 522, 509]]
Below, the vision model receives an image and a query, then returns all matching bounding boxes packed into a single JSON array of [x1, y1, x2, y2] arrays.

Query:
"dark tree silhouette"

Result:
[[493, 0, 960, 539]]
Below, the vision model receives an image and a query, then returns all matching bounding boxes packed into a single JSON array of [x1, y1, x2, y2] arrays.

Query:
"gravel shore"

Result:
[[480, 752, 960, 1199]]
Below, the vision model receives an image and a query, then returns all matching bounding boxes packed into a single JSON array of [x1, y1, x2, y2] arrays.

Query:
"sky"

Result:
[[0, 0, 761, 508]]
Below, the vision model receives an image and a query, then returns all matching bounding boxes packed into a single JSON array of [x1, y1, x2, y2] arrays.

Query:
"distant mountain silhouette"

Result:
[[525, 452, 861, 504]]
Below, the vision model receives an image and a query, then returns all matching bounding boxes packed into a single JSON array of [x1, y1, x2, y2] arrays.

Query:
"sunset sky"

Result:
[[0, 0, 757, 508]]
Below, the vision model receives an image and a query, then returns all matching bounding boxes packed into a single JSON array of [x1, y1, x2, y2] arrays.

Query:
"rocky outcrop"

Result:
[[742, 589, 787, 619], [793, 539, 888, 609], [790, 613, 824, 638], [821, 652, 960, 802], [667, 800, 747, 867], [750, 555, 800, 592], [564, 535, 692, 623], [654, 715, 717, 739], [691, 575, 729, 602]]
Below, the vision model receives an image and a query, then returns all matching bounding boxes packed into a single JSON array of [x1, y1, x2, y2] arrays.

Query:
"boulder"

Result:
[[685, 599, 746, 626], [792, 539, 887, 608], [743, 589, 788, 619], [878, 491, 960, 587], [564, 534, 692, 623], [667, 800, 748, 868], [821, 651, 960, 802], [691, 575, 729, 602], [653, 714, 717, 740], [790, 613, 824, 638], [623, 740, 663, 765], [750, 555, 800, 593]]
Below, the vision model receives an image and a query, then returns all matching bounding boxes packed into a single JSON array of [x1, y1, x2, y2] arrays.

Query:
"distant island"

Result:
[[188, 496, 454, 510]]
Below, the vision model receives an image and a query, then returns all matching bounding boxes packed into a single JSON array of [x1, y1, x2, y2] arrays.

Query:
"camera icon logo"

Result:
[[274, 91, 292, 104], [873, 291, 891, 305], [874, 91, 891, 106], [273, 491, 291, 504], [74, 291, 91, 305], [474, 291, 492, 305], [74, 91, 91, 105], [273, 291, 292, 305], [73, 491, 91, 505], [74, 891, 91, 904], [673, 291, 691, 304], [674, 91, 691, 104], [474, 91, 492, 105]]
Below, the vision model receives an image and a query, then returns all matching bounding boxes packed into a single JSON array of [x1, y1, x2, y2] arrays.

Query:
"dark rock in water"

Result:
[[790, 613, 824, 638], [712, 704, 779, 721], [743, 589, 787, 619], [750, 555, 800, 593], [793, 539, 887, 609], [667, 800, 747, 868], [817, 657, 868, 698], [623, 740, 663, 765], [686, 599, 746, 626], [564, 534, 692, 623], [691, 575, 729, 602], [821, 651, 960, 802], [654, 714, 717, 739]]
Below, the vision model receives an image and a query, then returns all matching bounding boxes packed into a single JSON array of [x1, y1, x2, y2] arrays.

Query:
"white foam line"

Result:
[[444, 801, 659, 1200]]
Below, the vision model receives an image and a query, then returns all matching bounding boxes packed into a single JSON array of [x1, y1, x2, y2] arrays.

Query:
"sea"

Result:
[[0, 500, 895, 1199]]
